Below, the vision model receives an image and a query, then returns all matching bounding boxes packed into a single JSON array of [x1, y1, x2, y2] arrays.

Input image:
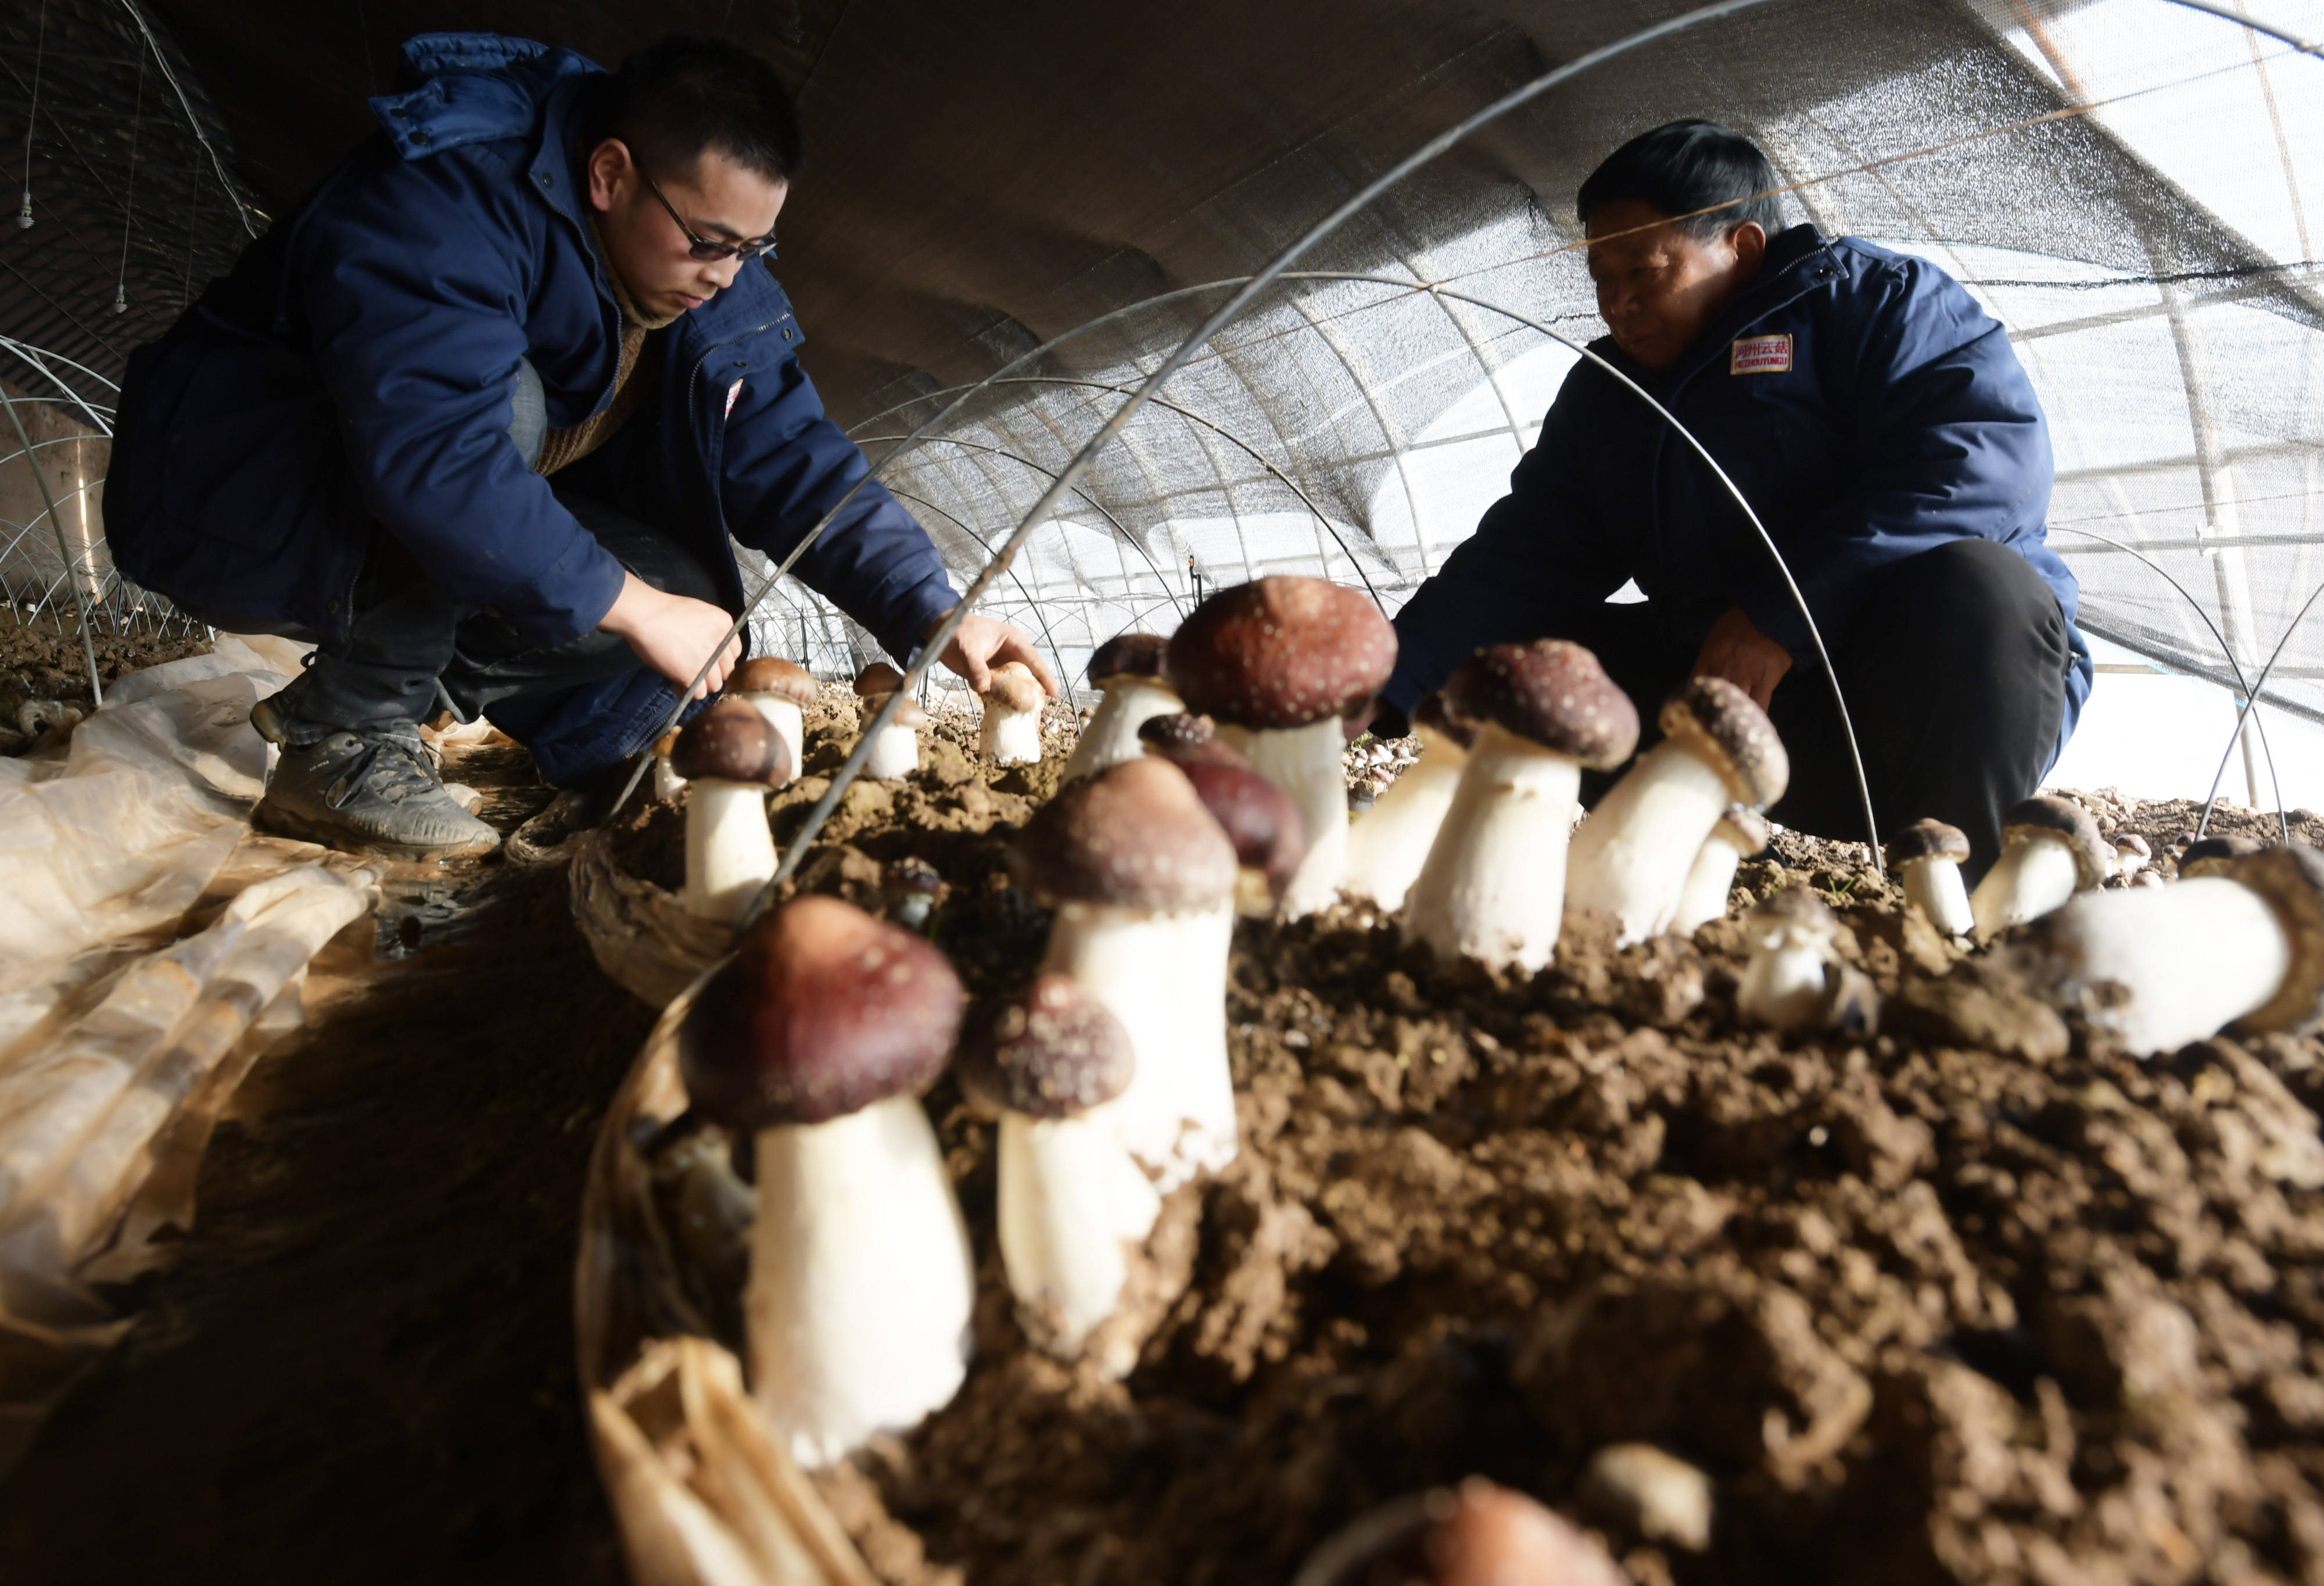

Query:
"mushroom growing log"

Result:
[[1061, 633, 1180, 783], [1167, 577, 1397, 917], [669, 699, 792, 924], [677, 895, 973, 1467]]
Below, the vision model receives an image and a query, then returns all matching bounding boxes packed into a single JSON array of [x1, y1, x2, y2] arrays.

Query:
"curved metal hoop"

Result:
[[2194, 572, 2324, 842], [885, 487, 1080, 708]]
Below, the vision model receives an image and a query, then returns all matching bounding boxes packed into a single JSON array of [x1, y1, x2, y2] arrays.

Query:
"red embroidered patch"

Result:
[[1730, 334, 1794, 375]]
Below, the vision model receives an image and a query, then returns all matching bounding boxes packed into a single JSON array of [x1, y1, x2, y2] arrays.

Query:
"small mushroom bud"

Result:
[[1404, 641, 1640, 973], [881, 855, 947, 931], [854, 662, 926, 779], [977, 660, 1048, 766], [729, 656, 816, 783], [2181, 832, 2262, 878], [2018, 843, 2324, 1055], [1062, 633, 1181, 783], [678, 896, 973, 1466], [1671, 804, 1771, 935], [669, 699, 792, 923], [1737, 889, 1876, 1033], [1168, 577, 1397, 916], [1886, 818, 1974, 938], [1968, 795, 2110, 942], [1292, 1478, 1627, 1586], [1345, 693, 1477, 914], [960, 975, 1157, 1375], [1568, 676, 1788, 946]]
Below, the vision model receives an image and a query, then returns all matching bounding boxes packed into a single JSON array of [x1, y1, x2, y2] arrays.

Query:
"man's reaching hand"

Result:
[[598, 572, 744, 700], [922, 608, 1060, 698], [1690, 604, 1791, 711]]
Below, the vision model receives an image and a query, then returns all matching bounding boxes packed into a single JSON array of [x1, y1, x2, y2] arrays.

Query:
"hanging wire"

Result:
[[114, 0, 259, 238], [17, 0, 45, 229], [114, 48, 148, 315]]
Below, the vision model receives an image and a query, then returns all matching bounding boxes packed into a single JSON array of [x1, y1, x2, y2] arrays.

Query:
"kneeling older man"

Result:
[[1380, 120, 2090, 878], [107, 32, 1052, 860]]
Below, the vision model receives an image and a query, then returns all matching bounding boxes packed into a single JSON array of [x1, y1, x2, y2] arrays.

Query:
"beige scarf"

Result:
[[533, 217, 680, 476]]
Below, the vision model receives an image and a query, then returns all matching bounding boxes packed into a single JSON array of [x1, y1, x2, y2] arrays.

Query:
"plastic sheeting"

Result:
[[0, 635, 378, 1476]]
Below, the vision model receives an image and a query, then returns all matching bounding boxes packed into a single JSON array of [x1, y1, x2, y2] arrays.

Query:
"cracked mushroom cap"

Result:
[[1438, 640, 1640, 769], [1177, 757, 1308, 902], [855, 661, 906, 698], [679, 895, 966, 1130], [1165, 576, 1397, 730], [1712, 804, 1773, 855], [1088, 632, 1170, 688], [731, 656, 817, 705], [1659, 677, 1788, 807], [958, 974, 1134, 1120], [1886, 817, 1970, 869], [669, 698, 792, 786], [1411, 691, 1477, 750], [1138, 711, 1247, 768], [2225, 844, 2324, 1034], [980, 660, 1046, 714], [2183, 833, 2263, 876], [1014, 756, 1238, 912], [2003, 794, 2111, 890]]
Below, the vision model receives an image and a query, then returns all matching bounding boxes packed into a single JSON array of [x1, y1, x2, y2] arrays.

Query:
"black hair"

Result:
[[1576, 120, 1782, 239], [585, 35, 804, 184]]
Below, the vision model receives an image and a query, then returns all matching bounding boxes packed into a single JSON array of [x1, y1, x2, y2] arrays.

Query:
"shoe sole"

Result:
[[252, 800, 502, 862]]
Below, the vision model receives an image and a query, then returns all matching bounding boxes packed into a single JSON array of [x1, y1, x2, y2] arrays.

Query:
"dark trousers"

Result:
[[289, 487, 720, 742], [1545, 539, 2069, 881]]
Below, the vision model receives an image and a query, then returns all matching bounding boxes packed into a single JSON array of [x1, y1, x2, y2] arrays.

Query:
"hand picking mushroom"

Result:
[[978, 660, 1048, 766], [1968, 794, 2110, 943], [2017, 843, 2324, 1056], [960, 974, 1160, 1376], [854, 661, 926, 780], [1015, 756, 1240, 1191], [1290, 1477, 1629, 1586], [1167, 576, 1397, 916], [1886, 818, 1974, 939], [1061, 633, 1180, 783], [1566, 677, 1788, 947], [1737, 889, 1875, 1034], [1174, 756, 1309, 915], [1344, 693, 1476, 913], [651, 728, 686, 804], [669, 699, 792, 924], [729, 656, 816, 781], [677, 895, 973, 1466], [2180, 833, 2262, 878], [1671, 805, 1771, 935], [1403, 641, 1640, 973]]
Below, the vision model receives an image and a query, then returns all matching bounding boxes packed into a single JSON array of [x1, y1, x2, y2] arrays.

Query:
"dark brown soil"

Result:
[[0, 611, 210, 704]]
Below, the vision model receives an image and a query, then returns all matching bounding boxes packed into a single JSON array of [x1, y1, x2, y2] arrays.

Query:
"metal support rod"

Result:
[[2196, 570, 2324, 842], [0, 385, 101, 704]]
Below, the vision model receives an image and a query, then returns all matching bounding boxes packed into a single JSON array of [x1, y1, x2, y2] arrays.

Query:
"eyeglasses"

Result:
[[636, 164, 779, 263]]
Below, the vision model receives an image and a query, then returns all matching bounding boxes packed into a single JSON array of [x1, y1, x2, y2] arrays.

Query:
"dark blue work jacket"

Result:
[[1387, 225, 2092, 764], [106, 33, 957, 783]]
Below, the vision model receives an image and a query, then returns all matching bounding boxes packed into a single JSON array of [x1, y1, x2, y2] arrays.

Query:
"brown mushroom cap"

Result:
[[1411, 691, 1477, 750], [669, 697, 792, 786], [1138, 711, 1248, 768], [2225, 843, 2324, 1034], [731, 656, 818, 705], [981, 660, 1046, 714], [1014, 756, 1238, 911], [855, 661, 906, 697], [1437, 640, 1639, 769], [1713, 804, 1773, 854], [2114, 833, 2152, 860], [1088, 632, 1171, 687], [957, 974, 1134, 1120], [1659, 677, 1788, 807], [679, 895, 965, 1130], [2183, 833, 2262, 875], [1165, 576, 1397, 730], [1887, 817, 1970, 868], [1293, 1479, 1624, 1586], [1751, 886, 1838, 936], [1178, 758, 1308, 901], [2002, 794, 2111, 890]]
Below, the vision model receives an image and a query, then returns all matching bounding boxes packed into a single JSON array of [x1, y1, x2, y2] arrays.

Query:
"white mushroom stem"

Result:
[[981, 700, 1043, 765], [1670, 832, 1746, 936], [684, 779, 776, 923], [859, 697, 920, 779], [1344, 726, 1469, 912], [1219, 717, 1349, 918], [1062, 678, 1181, 783], [2023, 878, 2289, 1055], [654, 755, 687, 804], [745, 1094, 975, 1469], [1565, 740, 1734, 946], [743, 696, 805, 785], [1970, 835, 2081, 943], [1900, 855, 1975, 938], [1737, 923, 1835, 1031], [1042, 900, 1236, 1193], [996, 1109, 1163, 1376], [1402, 722, 1582, 974]]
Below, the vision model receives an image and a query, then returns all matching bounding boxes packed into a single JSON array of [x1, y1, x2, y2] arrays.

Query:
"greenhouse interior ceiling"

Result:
[[0, 0, 2319, 719]]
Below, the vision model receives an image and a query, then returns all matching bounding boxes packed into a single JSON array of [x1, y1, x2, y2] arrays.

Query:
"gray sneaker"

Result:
[[254, 730, 501, 861], [248, 672, 310, 746]]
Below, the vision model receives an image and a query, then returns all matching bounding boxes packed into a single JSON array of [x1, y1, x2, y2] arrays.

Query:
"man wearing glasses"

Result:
[[107, 33, 1056, 859]]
